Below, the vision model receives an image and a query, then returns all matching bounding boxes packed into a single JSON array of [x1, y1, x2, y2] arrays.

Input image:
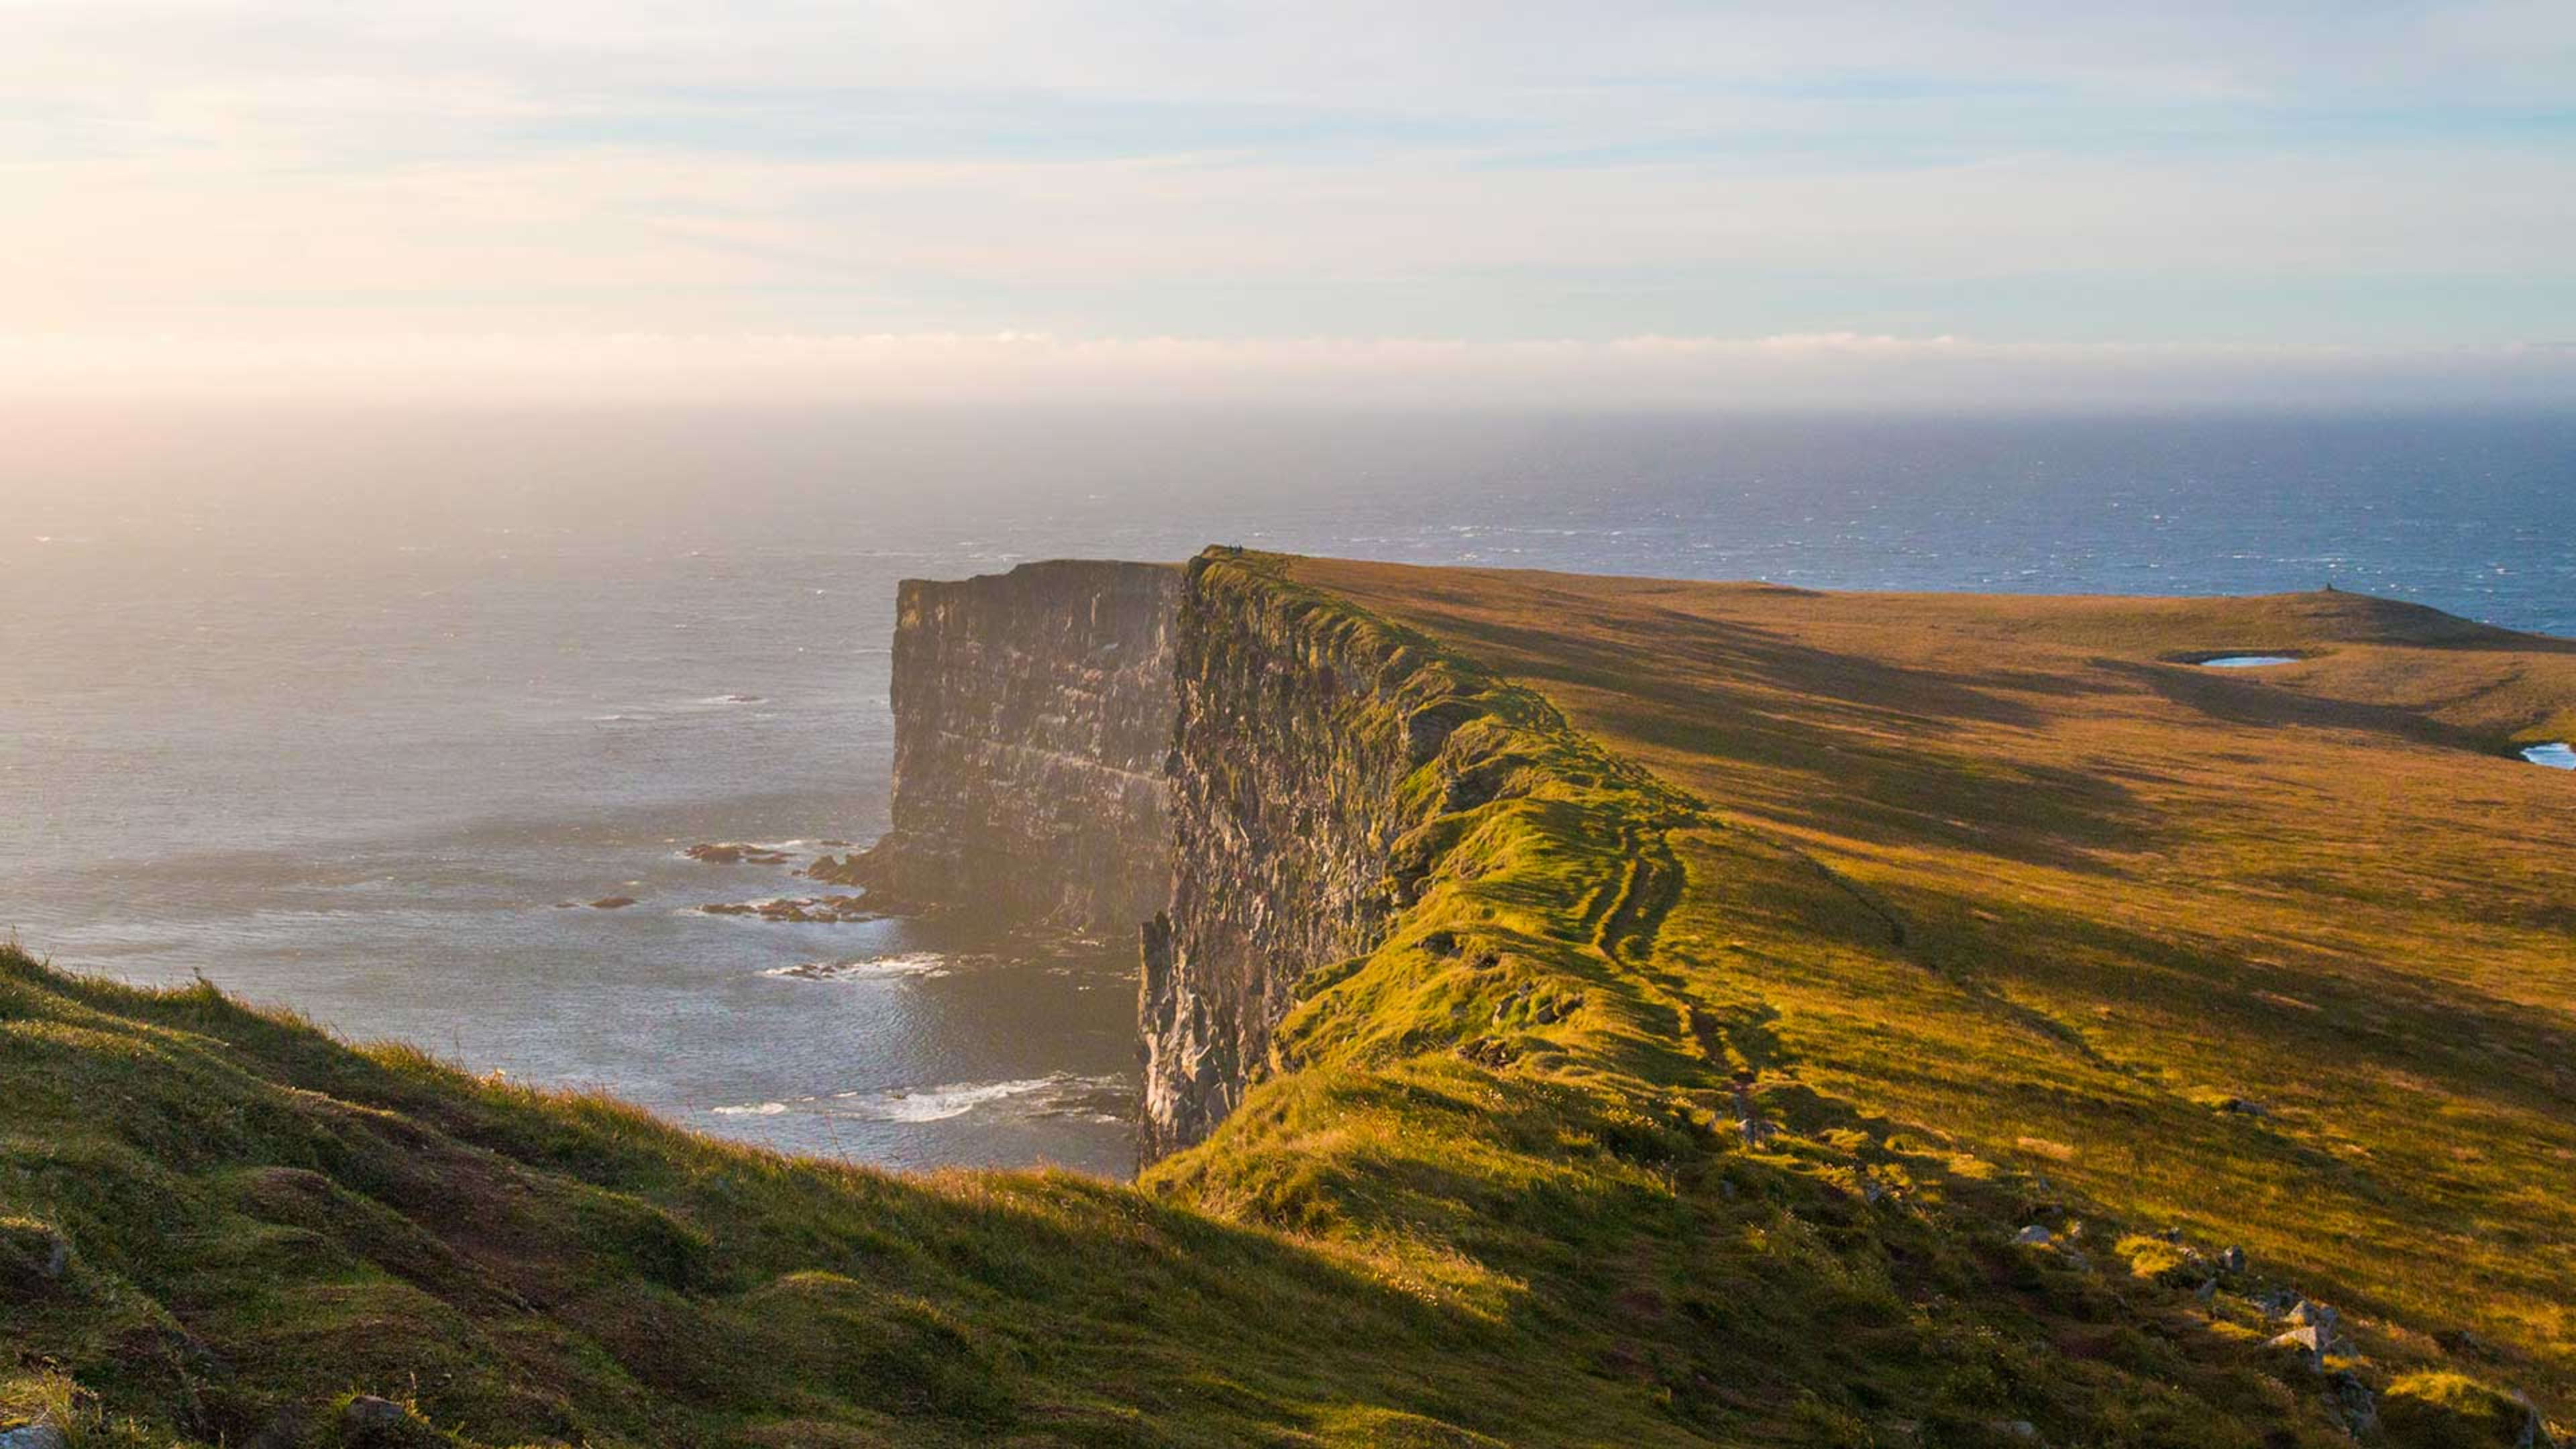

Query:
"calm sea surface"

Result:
[[4, 406, 2569, 1176]]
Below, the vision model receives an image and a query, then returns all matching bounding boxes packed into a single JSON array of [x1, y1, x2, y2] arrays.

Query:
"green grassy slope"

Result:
[[5, 551, 2563, 1447], [1295, 556, 2576, 1440]]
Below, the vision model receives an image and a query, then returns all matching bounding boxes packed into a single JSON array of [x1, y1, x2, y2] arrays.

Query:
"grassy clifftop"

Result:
[[5, 551, 2567, 1447]]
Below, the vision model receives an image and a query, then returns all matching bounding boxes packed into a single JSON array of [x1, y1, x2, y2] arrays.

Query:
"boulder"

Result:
[[0, 1422, 68, 1449], [2269, 1325, 2326, 1371], [2325, 1370, 2378, 1438], [0, 1219, 72, 1298], [2014, 1225, 2055, 1247]]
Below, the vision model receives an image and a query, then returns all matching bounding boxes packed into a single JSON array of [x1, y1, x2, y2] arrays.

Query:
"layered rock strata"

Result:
[[820, 559, 1181, 936], [835, 549, 1529, 1165], [1137, 549, 1504, 1161]]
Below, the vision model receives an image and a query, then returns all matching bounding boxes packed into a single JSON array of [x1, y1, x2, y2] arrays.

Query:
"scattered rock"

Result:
[[1491, 981, 1579, 1025], [2216, 1097, 2270, 1118], [686, 843, 792, 867], [2281, 1298, 2328, 1328], [2269, 1325, 2328, 1372], [802, 852, 867, 885], [2015, 1225, 2055, 1247], [0, 1421, 68, 1449], [1737, 1117, 1778, 1150], [588, 896, 638, 910], [2269, 1325, 2324, 1352], [343, 1396, 407, 1433], [2219, 1245, 2247, 1274], [698, 896, 879, 924], [2325, 1370, 2378, 1438], [1988, 1421, 2039, 1441]]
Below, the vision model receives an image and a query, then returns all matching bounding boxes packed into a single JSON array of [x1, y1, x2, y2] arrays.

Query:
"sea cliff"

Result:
[[1138, 549, 1527, 1159], [827, 549, 1582, 1162], [814, 559, 1179, 935]]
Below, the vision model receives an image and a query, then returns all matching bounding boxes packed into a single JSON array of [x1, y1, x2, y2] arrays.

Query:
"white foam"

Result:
[[830, 1073, 1129, 1124], [711, 1101, 790, 1116], [2522, 742, 2575, 770], [761, 952, 951, 982]]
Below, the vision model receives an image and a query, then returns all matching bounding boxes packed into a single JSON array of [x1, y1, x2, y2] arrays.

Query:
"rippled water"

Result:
[[4, 405, 2568, 1176]]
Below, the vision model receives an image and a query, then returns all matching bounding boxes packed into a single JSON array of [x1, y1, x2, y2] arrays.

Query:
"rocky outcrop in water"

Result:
[[829, 559, 1181, 935]]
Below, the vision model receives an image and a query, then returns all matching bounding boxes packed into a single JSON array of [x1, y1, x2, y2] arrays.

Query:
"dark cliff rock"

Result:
[[831, 547, 1558, 1164], [1138, 549, 1511, 1162], [828, 559, 1181, 935]]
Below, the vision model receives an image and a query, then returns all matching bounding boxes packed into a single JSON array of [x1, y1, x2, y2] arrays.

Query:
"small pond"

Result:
[[2198, 655, 2300, 669], [2522, 743, 2575, 771]]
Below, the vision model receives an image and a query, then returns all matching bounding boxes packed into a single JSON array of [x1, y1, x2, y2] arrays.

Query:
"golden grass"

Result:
[[4, 549, 2567, 1446], [1297, 556, 2576, 1424]]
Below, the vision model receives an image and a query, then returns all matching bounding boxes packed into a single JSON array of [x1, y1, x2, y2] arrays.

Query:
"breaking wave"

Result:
[[706, 1073, 1129, 1126], [832, 1073, 1130, 1124], [761, 951, 953, 982]]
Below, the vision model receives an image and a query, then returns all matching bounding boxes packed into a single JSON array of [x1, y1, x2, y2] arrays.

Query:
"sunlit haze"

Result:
[[7, 1, 2575, 406]]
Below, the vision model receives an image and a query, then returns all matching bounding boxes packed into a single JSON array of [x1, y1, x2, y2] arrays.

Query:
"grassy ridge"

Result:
[[5, 551, 2565, 1446], [1296, 557, 2576, 1440]]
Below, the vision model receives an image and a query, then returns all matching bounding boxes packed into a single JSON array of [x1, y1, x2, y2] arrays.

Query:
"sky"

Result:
[[5, 1, 2575, 406]]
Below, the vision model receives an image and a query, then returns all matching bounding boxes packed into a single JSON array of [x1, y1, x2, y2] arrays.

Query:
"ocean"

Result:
[[4, 405, 2569, 1177]]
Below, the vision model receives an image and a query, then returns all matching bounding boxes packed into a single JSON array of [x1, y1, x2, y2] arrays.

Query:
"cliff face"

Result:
[[837, 549, 1605, 1166], [1138, 551, 1497, 1161], [827, 559, 1181, 935]]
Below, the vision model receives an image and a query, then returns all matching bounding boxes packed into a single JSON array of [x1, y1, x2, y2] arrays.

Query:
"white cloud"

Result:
[[0, 2, 2571, 367]]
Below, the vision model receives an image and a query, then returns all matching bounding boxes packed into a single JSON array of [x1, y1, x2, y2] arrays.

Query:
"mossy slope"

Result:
[[5, 549, 2563, 1446]]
